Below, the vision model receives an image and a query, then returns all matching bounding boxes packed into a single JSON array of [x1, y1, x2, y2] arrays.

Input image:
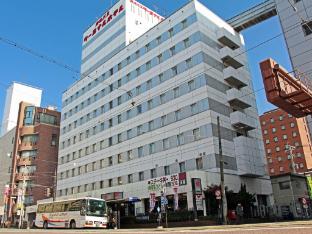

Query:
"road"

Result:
[[0, 221, 312, 234]]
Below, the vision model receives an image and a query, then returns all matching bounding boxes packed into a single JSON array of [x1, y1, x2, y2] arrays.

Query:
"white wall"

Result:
[[0, 82, 42, 136]]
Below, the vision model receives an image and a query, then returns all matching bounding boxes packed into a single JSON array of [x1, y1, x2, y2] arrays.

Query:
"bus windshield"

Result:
[[86, 199, 106, 217]]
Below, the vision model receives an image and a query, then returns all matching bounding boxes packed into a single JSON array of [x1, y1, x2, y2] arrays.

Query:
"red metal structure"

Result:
[[260, 58, 312, 118]]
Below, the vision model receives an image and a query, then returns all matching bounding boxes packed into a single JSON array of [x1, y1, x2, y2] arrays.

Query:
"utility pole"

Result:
[[217, 116, 227, 224], [285, 144, 296, 173]]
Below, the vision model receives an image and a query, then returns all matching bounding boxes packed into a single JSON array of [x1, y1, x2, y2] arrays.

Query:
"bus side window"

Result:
[[80, 199, 86, 215], [64, 202, 69, 212], [37, 204, 45, 213]]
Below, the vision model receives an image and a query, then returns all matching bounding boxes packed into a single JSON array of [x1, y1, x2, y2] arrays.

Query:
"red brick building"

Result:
[[8, 102, 60, 220], [260, 108, 312, 176]]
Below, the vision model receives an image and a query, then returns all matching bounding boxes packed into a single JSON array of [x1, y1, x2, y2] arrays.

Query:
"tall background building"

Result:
[[57, 0, 272, 217], [227, 0, 312, 139], [260, 108, 312, 176], [8, 102, 60, 221], [0, 82, 42, 136]]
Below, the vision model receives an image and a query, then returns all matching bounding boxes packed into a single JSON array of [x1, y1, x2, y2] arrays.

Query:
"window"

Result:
[[139, 171, 144, 181], [265, 139, 270, 144], [290, 122, 295, 128], [100, 181, 104, 189], [138, 147, 143, 158], [100, 159, 104, 169], [108, 157, 113, 166], [169, 46, 176, 56], [161, 115, 166, 127], [148, 121, 154, 131], [92, 162, 96, 171], [159, 73, 164, 83], [270, 118, 274, 123], [128, 174, 133, 183], [267, 149, 271, 154], [172, 66, 177, 76], [263, 130, 268, 135], [149, 143, 155, 154], [277, 156, 282, 162], [108, 179, 113, 187], [292, 131, 297, 137], [92, 143, 96, 153], [163, 138, 170, 150], [302, 21, 312, 36], [268, 158, 273, 163], [272, 128, 276, 133], [183, 38, 190, 48], [193, 128, 200, 140], [164, 166, 170, 176], [147, 100, 153, 110], [281, 125, 286, 130], [181, 19, 187, 29], [117, 133, 122, 143], [168, 28, 173, 37], [174, 110, 182, 121], [156, 36, 161, 45], [270, 168, 274, 173], [151, 168, 156, 178], [273, 137, 278, 142], [177, 133, 184, 146], [179, 162, 186, 172], [117, 114, 122, 124], [299, 163, 304, 168], [276, 146, 280, 152], [279, 115, 284, 121], [118, 154, 122, 163], [186, 58, 192, 68], [127, 150, 133, 160], [279, 166, 284, 172], [157, 54, 163, 64], [137, 105, 142, 114], [146, 61, 151, 70], [51, 134, 57, 146], [136, 67, 141, 76], [146, 80, 152, 90], [145, 43, 150, 52], [173, 87, 179, 98], [118, 177, 122, 185], [160, 94, 166, 104], [117, 96, 122, 105], [262, 121, 266, 126], [188, 80, 195, 91], [196, 157, 203, 170]]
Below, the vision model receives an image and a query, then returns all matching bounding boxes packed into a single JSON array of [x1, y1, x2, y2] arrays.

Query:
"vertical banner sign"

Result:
[[149, 193, 156, 212], [306, 175, 312, 199], [173, 187, 179, 211]]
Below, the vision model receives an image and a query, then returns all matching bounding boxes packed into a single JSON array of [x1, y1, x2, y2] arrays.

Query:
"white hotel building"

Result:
[[57, 0, 273, 215]]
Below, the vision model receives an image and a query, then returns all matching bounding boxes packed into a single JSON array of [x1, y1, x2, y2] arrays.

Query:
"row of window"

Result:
[[62, 44, 205, 135], [20, 134, 58, 147], [63, 14, 198, 107], [269, 163, 305, 174], [262, 123, 296, 135], [267, 153, 302, 163], [58, 158, 203, 196], [264, 132, 298, 144], [60, 69, 210, 151], [266, 142, 300, 154], [58, 124, 209, 180], [261, 114, 293, 125], [60, 96, 209, 164]]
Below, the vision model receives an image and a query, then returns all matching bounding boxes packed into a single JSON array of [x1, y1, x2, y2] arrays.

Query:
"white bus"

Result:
[[35, 197, 108, 229]]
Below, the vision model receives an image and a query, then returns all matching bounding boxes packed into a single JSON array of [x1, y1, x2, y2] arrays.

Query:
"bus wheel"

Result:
[[43, 221, 48, 229], [70, 220, 76, 229]]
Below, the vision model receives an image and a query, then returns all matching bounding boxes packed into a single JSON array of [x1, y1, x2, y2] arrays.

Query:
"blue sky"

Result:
[[0, 0, 292, 121]]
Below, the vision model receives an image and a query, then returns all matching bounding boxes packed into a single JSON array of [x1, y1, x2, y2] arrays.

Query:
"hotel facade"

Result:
[[57, 0, 273, 215]]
